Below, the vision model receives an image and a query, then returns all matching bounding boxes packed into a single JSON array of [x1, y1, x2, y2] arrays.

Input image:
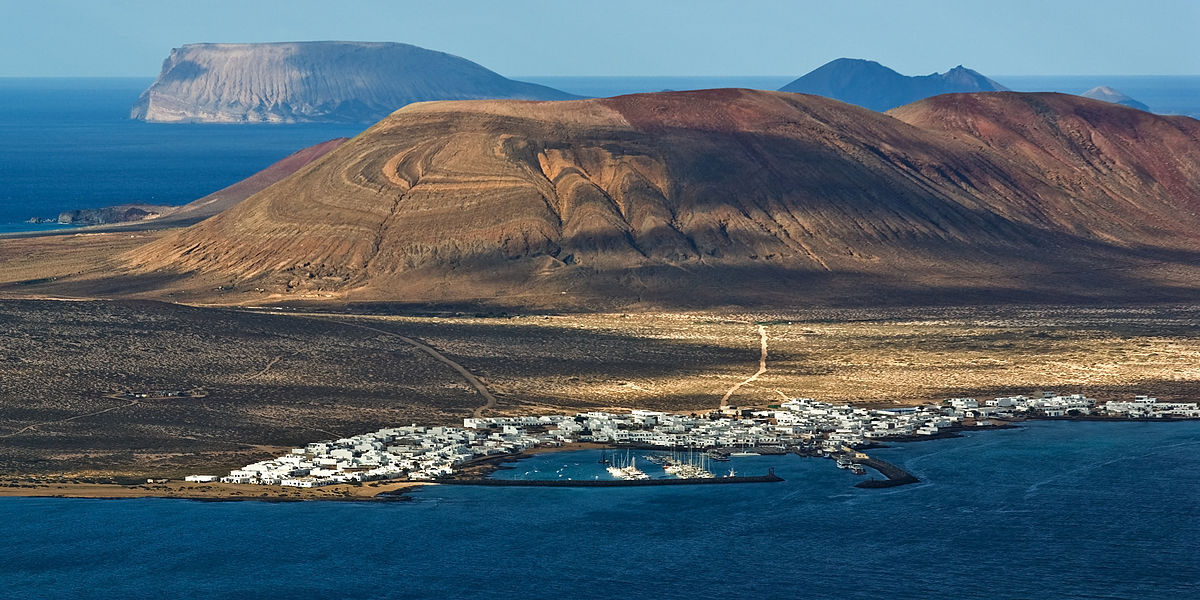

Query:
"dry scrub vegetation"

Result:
[[374, 306, 1200, 412]]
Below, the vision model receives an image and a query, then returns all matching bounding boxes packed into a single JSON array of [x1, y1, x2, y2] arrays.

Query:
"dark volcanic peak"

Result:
[[1081, 86, 1151, 112], [130, 41, 578, 123], [779, 58, 1008, 111], [124, 89, 1200, 308]]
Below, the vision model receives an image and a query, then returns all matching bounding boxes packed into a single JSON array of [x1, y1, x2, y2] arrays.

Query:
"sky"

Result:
[[1, 0, 1197, 78]]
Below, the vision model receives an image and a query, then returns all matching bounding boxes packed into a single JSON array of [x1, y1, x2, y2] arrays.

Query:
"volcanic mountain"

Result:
[[780, 58, 1008, 111], [121, 89, 1200, 308], [131, 41, 577, 123]]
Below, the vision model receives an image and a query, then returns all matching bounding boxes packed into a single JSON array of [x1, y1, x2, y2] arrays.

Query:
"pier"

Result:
[[853, 457, 919, 488]]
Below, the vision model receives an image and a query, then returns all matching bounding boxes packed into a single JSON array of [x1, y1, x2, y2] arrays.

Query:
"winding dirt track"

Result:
[[719, 325, 768, 406], [299, 315, 498, 418], [240, 354, 286, 382]]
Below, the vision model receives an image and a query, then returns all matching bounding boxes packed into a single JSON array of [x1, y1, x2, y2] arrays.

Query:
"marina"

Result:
[[439, 469, 782, 487]]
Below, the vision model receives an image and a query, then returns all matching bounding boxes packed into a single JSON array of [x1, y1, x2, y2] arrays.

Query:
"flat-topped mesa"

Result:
[[122, 88, 1200, 308], [131, 41, 578, 123], [780, 58, 1008, 111]]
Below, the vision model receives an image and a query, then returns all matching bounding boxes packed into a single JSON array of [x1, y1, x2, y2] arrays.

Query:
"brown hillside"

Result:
[[120, 89, 1200, 308]]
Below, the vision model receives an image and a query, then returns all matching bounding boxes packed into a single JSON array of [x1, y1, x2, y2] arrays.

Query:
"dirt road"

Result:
[[719, 325, 768, 406]]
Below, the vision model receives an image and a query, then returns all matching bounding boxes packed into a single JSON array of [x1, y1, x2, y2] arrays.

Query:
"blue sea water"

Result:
[[1, 421, 1196, 600], [997, 75, 1200, 118], [0, 78, 364, 226]]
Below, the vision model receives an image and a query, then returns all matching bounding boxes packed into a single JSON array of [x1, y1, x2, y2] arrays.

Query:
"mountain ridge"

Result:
[[780, 58, 1008, 111]]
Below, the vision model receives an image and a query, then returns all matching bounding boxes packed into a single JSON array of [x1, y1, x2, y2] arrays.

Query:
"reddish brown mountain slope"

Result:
[[889, 92, 1200, 246], [121, 89, 1200, 308]]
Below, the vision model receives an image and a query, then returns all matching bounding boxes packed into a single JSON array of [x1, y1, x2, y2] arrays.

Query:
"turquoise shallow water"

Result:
[[2, 420, 1197, 599]]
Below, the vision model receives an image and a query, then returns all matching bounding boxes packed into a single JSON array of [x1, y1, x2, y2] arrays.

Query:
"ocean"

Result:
[[0, 420, 1196, 599], [0, 78, 363, 227], [3, 76, 1199, 232], [996, 75, 1200, 118]]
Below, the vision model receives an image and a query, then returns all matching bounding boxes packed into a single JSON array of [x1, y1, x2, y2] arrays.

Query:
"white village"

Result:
[[186, 393, 1200, 488]]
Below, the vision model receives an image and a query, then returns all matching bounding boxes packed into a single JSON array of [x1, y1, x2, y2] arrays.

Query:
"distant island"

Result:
[[131, 41, 579, 123], [779, 57, 1007, 111], [1081, 86, 1151, 111]]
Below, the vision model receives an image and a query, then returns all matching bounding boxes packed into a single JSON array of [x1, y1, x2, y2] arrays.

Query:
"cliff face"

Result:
[[130, 41, 578, 123], [780, 58, 1008, 111], [121, 89, 1200, 308]]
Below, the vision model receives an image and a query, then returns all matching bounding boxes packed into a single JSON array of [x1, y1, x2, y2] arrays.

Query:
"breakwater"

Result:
[[442, 470, 783, 487], [853, 457, 919, 488]]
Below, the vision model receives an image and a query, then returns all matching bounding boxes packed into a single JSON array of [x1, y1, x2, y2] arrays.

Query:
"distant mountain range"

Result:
[[779, 58, 1008, 111], [131, 41, 579, 123]]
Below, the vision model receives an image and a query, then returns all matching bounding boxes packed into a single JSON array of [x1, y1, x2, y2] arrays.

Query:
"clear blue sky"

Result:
[[2, 0, 1197, 77]]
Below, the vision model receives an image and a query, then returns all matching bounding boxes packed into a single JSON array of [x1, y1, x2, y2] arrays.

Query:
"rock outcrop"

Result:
[[131, 41, 578, 123], [780, 58, 1008, 111], [56, 204, 171, 226], [120, 89, 1200, 308]]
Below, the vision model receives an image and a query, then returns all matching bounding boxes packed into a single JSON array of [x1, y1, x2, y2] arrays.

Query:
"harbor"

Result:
[[440, 468, 783, 487]]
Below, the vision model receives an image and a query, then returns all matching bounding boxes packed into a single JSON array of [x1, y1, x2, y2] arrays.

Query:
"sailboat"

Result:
[[666, 450, 714, 479], [605, 451, 649, 480]]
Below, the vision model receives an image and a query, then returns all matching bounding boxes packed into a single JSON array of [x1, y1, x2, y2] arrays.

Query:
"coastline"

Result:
[[0, 444, 607, 501], [1, 417, 1191, 501], [0, 480, 430, 502]]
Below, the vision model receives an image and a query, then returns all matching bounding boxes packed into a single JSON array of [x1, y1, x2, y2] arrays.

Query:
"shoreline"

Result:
[[0, 480, 430, 502], [0, 418, 1191, 501]]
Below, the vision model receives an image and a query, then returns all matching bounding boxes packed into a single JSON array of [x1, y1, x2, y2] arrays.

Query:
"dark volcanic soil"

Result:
[[0, 300, 480, 476]]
